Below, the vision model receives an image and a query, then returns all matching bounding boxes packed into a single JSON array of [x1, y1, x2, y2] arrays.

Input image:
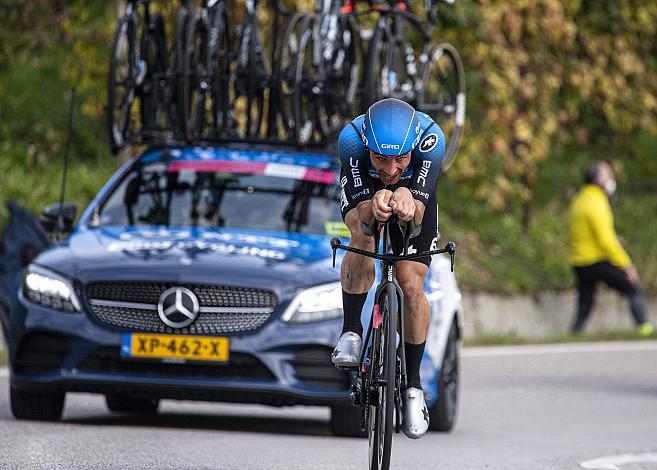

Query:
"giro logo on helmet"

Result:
[[420, 133, 438, 153], [381, 143, 401, 150]]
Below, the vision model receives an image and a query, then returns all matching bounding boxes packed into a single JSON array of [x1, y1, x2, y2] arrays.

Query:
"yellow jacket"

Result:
[[568, 184, 631, 268]]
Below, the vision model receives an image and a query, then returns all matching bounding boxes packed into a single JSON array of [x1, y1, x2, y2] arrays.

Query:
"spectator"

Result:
[[567, 161, 653, 335]]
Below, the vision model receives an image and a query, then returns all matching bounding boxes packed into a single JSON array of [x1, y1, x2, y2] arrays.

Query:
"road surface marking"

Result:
[[580, 452, 657, 469], [0, 367, 7, 378], [463, 341, 657, 357]]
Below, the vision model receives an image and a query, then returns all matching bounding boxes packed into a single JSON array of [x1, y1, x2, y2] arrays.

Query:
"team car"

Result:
[[4, 145, 463, 435]]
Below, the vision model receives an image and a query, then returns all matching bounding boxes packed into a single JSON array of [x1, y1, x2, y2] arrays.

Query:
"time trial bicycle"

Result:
[[331, 215, 455, 470]]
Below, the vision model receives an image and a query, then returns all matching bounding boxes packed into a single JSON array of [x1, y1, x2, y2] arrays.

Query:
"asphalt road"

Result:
[[1, 341, 657, 470]]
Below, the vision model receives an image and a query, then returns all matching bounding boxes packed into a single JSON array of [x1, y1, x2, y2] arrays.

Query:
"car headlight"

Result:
[[281, 282, 343, 323], [23, 264, 81, 312]]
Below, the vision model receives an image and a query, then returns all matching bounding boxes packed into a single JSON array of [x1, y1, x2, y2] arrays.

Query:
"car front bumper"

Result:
[[9, 293, 353, 407]]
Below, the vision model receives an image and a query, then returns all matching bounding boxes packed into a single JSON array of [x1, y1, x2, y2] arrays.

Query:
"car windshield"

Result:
[[97, 160, 344, 235]]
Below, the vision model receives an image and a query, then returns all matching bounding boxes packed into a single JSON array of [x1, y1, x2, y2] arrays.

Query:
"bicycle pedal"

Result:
[[336, 365, 358, 372]]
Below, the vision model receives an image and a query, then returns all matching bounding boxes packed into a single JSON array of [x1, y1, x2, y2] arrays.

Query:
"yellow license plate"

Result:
[[121, 333, 229, 363]]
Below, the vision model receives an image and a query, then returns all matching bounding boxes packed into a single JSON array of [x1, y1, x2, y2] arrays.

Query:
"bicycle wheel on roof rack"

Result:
[[140, 12, 168, 139], [108, 15, 137, 154], [183, 11, 210, 142], [292, 17, 324, 146], [363, 25, 409, 109], [234, 23, 267, 138], [172, 3, 194, 138], [209, 7, 231, 137], [416, 42, 465, 170], [277, 12, 310, 142], [317, 14, 361, 141]]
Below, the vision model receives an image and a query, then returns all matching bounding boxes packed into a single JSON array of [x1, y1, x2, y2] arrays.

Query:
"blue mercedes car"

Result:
[[6, 145, 463, 436]]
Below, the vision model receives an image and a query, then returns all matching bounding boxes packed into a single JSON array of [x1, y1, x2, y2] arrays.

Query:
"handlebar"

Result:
[[331, 237, 456, 271], [332, 214, 456, 272]]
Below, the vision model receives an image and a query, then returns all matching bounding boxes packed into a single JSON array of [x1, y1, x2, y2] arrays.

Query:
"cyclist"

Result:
[[332, 97, 445, 439]]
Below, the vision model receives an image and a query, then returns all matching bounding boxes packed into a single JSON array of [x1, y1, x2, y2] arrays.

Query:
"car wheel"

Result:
[[330, 405, 366, 437], [106, 394, 160, 414], [429, 319, 459, 432], [10, 385, 65, 421]]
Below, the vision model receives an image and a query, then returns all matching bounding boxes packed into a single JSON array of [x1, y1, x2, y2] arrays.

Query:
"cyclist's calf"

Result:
[[341, 210, 376, 293]]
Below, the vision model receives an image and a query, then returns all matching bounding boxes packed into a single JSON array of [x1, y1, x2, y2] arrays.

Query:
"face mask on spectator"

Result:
[[604, 179, 617, 197]]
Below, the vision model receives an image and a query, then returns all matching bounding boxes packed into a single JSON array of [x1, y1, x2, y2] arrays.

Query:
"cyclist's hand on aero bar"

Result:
[[372, 189, 394, 221], [389, 187, 415, 222]]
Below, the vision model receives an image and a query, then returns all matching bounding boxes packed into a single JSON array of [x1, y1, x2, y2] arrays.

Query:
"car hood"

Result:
[[35, 226, 344, 292]]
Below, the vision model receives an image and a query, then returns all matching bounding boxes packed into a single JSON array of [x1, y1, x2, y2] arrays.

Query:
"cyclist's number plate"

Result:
[[121, 333, 229, 363]]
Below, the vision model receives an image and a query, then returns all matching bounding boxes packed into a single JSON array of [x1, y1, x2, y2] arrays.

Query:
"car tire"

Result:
[[10, 386, 65, 421], [330, 405, 366, 437], [106, 394, 160, 415], [429, 319, 459, 432]]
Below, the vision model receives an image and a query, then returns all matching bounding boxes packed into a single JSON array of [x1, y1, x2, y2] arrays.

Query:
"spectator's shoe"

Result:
[[331, 331, 362, 369], [638, 322, 654, 337], [402, 387, 430, 439]]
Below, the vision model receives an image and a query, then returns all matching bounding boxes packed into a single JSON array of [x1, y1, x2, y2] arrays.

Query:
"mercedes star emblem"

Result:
[[157, 287, 200, 328]]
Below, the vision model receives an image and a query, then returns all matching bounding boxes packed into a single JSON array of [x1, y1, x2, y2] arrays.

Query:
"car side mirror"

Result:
[[40, 202, 77, 234]]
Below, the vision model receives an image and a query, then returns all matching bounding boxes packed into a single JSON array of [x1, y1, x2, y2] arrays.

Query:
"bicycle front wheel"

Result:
[[368, 285, 397, 470]]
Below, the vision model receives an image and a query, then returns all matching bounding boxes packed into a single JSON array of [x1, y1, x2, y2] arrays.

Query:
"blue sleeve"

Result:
[[408, 114, 444, 205], [338, 118, 375, 206]]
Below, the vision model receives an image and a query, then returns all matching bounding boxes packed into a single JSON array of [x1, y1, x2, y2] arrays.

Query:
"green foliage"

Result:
[[0, 1, 656, 294], [464, 328, 657, 347]]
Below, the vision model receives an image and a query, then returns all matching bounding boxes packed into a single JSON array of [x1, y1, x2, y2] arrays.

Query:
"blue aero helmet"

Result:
[[361, 98, 421, 157]]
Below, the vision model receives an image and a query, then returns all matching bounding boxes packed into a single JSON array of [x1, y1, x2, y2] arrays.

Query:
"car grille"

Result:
[[77, 347, 275, 381], [87, 282, 277, 334], [289, 346, 351, 391]]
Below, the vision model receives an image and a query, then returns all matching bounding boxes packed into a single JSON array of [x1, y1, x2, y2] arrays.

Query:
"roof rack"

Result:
[[129, 135, 339, 156]]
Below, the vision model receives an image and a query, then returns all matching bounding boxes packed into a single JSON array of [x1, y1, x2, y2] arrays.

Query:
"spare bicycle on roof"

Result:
[[107, 0, 466, 162]]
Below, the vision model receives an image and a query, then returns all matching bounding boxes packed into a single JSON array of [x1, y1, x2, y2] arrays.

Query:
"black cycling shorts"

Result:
[[339, 169, 438, 267]]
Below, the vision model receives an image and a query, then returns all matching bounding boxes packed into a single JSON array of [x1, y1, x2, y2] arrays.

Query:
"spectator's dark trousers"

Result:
[[572, 261, 647, 332]]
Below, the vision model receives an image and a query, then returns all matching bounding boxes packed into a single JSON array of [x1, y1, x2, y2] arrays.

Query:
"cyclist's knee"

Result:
[[350, 231, 375, 250], [398, 277, 425, 309], [397, 264, 428, 308]]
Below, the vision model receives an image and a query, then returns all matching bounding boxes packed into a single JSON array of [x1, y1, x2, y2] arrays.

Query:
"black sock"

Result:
[[404, 341, 426, 390], [341, 291, 367, 337]]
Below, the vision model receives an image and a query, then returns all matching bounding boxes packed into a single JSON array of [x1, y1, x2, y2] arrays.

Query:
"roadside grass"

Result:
[[464, 329, 657, 347], [0, 349, 6, 366]]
